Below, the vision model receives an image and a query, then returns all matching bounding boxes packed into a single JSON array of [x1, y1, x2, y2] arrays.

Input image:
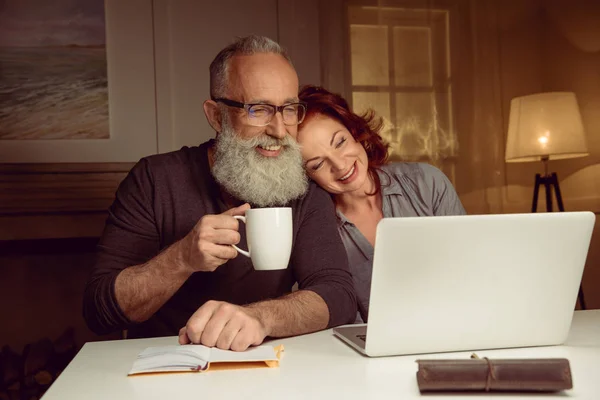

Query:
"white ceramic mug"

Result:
[[232, 207, 293, 271]]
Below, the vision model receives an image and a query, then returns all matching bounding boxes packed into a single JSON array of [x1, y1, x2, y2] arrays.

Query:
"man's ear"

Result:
[[203, 99, 223, 133]]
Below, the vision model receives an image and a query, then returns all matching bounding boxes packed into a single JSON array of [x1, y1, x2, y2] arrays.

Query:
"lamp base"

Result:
[[531, 172, 587, 310], [532, 173, 564, 212]]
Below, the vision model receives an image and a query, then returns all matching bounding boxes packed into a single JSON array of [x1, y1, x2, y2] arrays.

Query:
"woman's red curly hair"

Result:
[[298, 85, 390, 195]]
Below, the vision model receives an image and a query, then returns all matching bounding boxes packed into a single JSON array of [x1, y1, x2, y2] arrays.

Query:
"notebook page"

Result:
[[209, 345, 277, 363], [129, 345, 211, 374]]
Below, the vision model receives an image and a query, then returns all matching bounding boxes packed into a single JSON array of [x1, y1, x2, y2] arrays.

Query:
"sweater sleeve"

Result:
[[82, 158, 161, 335], [290, 185, 358, 328]]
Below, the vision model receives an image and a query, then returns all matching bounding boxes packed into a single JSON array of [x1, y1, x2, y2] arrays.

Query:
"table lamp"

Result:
[[505, 91, 589, 309]]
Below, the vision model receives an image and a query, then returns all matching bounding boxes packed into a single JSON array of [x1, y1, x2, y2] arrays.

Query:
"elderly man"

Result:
[[83, 35, 357, 351]]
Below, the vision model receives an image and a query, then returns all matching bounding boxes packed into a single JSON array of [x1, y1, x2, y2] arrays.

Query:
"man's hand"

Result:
[[176, 203, 250, 273], [179, 300, 268, 351]]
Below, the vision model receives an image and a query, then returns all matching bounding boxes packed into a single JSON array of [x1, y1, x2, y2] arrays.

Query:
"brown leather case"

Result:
[[416, 356, 573, 393]]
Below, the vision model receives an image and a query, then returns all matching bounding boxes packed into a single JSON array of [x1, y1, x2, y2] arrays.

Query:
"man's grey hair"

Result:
[[209, 35, 294, 98]]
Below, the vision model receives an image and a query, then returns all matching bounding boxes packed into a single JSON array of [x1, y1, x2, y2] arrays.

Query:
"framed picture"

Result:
[[0, 0, 157, 163]]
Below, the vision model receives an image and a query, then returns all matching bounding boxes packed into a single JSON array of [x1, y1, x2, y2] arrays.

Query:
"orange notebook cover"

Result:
[[128, 344, 284, 375]]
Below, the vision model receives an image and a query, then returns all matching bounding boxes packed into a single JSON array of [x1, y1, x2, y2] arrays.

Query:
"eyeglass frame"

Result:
[[211, 97, 307, 126]]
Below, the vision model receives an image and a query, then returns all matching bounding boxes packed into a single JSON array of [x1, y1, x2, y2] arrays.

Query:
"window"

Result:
[[348, 4, 457, 163]]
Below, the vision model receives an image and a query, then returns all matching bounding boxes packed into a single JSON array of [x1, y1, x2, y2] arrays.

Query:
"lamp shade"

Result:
[[505, 92, 589, 162]]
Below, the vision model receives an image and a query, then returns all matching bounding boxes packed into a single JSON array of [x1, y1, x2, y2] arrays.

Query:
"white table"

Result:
[[43, 310, 600, 399]]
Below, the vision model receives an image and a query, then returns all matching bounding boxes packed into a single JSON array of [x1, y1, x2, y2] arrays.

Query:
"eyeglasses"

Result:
[[212, 97, 307, 127]]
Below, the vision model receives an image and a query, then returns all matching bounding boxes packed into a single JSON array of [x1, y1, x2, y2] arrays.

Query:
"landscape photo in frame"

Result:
[[0, 0, 109, 140]]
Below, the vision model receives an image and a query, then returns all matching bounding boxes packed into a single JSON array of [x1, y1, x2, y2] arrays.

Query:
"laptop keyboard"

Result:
[[357, 334, 366, 342]]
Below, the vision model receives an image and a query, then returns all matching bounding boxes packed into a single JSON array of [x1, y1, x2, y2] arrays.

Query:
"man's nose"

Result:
[[265, 112, 287, 139]]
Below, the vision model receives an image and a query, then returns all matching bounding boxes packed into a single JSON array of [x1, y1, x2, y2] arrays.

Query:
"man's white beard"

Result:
[[212, 120, 309, 207]]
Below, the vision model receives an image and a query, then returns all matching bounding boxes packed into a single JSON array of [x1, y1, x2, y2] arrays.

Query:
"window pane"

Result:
[[393, 27, 432, 87], [353, 92, 391, 120], [350, 25, 389, 86], [396, 92, 433, 128], [352, 91, 394, 144], [394, 92, 455, 159]]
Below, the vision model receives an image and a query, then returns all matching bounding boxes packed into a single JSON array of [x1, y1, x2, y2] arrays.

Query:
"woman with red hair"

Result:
[[297, 85, 466, 323]]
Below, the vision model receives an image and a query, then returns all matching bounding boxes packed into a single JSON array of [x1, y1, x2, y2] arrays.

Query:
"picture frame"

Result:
[[0, 0, 157, 163]]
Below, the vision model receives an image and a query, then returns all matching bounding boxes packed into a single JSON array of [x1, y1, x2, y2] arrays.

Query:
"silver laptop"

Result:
[[333, 212, 595, 357]]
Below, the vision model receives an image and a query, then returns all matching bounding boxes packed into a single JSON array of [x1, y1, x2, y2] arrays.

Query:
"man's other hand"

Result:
[[178, 300, 268, 351]]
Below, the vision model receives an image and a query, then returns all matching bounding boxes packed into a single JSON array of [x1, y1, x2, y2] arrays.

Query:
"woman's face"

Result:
[[297, 114, 370, 196]]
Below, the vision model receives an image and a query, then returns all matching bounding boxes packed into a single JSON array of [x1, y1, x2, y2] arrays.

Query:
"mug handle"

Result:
[[232, 215, 250, 257]]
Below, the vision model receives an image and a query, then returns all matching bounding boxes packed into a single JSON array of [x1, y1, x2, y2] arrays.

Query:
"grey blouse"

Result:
[[335, 162, 467, 323]]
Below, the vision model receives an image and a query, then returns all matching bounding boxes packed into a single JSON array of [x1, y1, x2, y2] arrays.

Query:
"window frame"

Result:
[[345, 0, 461, 164]]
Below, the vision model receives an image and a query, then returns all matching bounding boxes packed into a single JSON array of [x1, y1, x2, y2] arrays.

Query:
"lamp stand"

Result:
[[531, 156, 586, 310], [531, 157, 564, 213]]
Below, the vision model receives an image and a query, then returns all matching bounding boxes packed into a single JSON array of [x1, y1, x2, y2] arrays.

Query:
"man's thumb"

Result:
[[223, 203, 251, 217]]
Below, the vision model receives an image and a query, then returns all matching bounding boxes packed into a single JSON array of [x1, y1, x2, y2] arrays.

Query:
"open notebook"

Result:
[[128, 344, 284, 375]]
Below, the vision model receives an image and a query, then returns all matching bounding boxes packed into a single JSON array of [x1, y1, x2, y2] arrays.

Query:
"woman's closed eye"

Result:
[[310, 160, 324, 171], [335, 137, 347, 148]]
